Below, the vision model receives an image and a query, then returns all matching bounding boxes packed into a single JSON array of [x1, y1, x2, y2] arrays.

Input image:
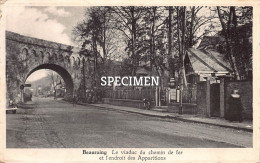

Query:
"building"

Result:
[[55, 80, 65, 97], [184, 48, 233, 85]]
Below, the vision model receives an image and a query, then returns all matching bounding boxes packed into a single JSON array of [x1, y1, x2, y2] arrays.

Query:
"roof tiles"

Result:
[[187, 48, 232, 73]]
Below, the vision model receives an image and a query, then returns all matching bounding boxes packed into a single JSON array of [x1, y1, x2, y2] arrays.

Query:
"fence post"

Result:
[[206, 80, 211, 117], [165, 87, 170, 105], [220, 78, 225, 118], [155, 87, 158, 106], [140, 89, 142, 100], [21, 89, 24, 103], [158, 87, 161, 106]]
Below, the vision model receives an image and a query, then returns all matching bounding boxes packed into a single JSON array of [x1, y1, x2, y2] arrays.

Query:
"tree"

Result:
[[175, 7, 187, 88], [73, 7, 124, 84], [186, 7, 218, 48], [217, 6, 252, 80], [111, 6, 147, 75], [47, 71, 62, 96]]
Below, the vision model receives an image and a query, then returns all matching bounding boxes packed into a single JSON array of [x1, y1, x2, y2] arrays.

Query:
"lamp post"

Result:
[[20, 84, 24, 103]]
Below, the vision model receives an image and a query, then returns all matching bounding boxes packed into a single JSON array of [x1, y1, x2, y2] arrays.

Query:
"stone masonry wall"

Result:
[[196, 81, 207, 116]]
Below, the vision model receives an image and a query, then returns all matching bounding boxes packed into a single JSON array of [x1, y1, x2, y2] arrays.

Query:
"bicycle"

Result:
[[143, 98, 151, 110]]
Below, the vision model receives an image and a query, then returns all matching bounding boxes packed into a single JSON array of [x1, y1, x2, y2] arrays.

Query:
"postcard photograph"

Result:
[[0, 3, 260, 162], [1, 2, 257, 162]]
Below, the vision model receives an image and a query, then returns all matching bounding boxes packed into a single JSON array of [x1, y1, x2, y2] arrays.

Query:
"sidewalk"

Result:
[[79, 103, 253, 132]]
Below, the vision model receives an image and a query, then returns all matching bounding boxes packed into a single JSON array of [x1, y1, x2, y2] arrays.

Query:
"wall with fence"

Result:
[[102, 89, 156, 109], [102, 80, 252, 120], [103, 89, 155, 101]]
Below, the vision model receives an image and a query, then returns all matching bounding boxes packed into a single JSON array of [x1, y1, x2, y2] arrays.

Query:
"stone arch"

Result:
[[59, 54, 64, 62], [21, 48, 28, 61], [71, 56, 75, 66], [47, 52, 51, 59], [31, 50, 37, 63], [40, 51, 44, 63], [53, 53, 58, 60], [43, 52, 51, 63], [77, 57, 81, 66], [65, 56, 70, 65], [31, 49, 37, 57], [25, 64, 74, 100], [21, 48, 29, 66]]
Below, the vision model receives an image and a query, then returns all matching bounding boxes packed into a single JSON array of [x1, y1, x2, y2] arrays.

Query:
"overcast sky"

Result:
[[6, 6, 87, 81], [6, 6, 87, 45]]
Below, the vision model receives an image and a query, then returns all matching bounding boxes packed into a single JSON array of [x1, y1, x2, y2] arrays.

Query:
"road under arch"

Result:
[[25, 64, 74, 100]]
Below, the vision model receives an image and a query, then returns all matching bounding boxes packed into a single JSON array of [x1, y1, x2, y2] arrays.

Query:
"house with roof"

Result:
[[195, 23, 252, 81], [184, 48, 233, 85]]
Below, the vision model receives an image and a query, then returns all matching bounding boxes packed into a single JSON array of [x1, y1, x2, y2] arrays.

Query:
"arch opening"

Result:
[[25, 64, 74, 100]]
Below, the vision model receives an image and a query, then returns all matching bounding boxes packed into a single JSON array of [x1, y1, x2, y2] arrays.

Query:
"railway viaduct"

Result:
[[6, 31, 93, 102]]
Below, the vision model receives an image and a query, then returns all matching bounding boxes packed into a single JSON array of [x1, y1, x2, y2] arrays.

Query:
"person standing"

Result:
[[227, 89, 243, 122], [73, 94, 76, 107]]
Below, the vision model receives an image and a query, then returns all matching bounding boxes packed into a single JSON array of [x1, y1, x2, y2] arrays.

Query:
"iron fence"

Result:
[[182, 85, 197, 103], [104, 89, 155, 101]]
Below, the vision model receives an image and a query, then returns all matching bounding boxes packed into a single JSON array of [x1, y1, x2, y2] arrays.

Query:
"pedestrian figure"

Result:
[[73, 95, 76, 107], [227, 89, 243, 122], [9, 100, 13, 107]]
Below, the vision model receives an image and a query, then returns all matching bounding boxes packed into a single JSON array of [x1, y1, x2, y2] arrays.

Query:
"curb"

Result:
[[17, 103, 36, 109], [78, 103, 252, 132], [170, 116, 253, 132]]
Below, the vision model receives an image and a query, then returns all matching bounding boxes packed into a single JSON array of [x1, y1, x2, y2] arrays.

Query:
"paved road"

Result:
[[6, 98, 252, 148]]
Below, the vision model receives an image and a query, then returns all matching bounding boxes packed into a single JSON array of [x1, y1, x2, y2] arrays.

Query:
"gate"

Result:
[[210, 83, 220, 117]]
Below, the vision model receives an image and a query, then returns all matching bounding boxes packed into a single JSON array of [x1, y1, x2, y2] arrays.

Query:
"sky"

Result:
[[27, 70, 50, 82], [6, 6, 87, 45], [5, 6, 87, 81]]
